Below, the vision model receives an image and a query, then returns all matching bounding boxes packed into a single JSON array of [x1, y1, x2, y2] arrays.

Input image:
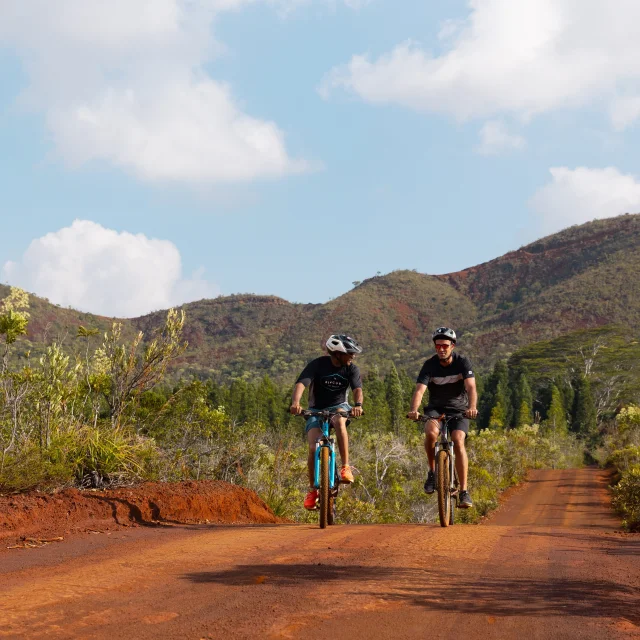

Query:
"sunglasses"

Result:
[[435, 344, 453, 350]]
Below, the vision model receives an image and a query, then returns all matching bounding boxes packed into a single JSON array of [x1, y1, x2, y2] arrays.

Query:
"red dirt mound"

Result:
[[0, 481, 281, 546]]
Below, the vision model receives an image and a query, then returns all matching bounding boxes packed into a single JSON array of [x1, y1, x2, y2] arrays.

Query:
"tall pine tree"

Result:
[[360, 366, 391, 431], [514, 372, 533, 427], [572, 375, 597, 438], [544, 384, 568, 434], [479, 360, 511, 429], [385, 363, 404, 434]]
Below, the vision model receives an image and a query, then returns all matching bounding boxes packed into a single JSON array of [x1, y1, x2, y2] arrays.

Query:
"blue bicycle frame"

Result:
[[306, 410, 340, 491]]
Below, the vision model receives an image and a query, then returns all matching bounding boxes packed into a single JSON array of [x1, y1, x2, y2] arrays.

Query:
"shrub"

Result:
[[611, 465, 640, 531]]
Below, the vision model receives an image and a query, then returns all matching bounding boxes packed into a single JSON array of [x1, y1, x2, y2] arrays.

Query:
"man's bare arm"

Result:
[[407, 383, 427, 419], [464, 378, 478, 418], [351, 387, 364, 417], [290, 382, 306, 414]]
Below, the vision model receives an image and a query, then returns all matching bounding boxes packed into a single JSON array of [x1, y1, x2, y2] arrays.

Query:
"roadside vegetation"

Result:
[[1, 287, 589, 526], [596, 406, 640, 531]]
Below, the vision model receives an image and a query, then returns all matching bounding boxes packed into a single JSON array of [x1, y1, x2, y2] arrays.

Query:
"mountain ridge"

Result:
[[3, 213, 640, 380]]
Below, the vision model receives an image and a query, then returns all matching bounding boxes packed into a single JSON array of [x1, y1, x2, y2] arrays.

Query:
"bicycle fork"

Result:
[[313, 438, 337, 490]]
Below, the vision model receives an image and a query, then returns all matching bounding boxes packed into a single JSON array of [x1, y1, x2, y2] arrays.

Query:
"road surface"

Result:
[[0, 468, 638, 639]]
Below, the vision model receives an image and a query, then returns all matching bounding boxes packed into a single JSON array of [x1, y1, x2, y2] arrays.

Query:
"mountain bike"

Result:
[[299, 409, 356, 529], [414, 413, 469, 528]]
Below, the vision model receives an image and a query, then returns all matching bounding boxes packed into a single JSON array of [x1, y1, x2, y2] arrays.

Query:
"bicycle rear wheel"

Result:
[[328, 492, 337, 525], [436, 449, 451, 527], [450, 465, 459, 526], [319, 446, 330, 529], [328, 468, 339, 525]]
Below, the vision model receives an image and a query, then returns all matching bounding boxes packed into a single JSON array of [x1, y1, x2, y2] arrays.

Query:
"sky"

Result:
[[2, 0, 640, 317]]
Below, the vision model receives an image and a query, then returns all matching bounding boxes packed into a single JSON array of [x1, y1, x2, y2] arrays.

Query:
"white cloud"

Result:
[[0, 1, 313, 183], [476, 121, 525, 155], [1, 220, 218, 317], [529, 167, 640, 233], [322, 0, 640, 129], [611, 96, 640, 131]]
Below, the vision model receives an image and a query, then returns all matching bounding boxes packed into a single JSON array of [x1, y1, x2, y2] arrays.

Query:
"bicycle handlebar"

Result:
[[409, 412, 477, 423], [296, 409, 364, 418]]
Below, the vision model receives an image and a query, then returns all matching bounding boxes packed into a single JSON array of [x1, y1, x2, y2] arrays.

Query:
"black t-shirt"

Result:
[[416, 352, 474, 412], [296, 356, 362, 409]]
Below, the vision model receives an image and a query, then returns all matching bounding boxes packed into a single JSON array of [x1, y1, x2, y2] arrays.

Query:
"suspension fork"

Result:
[[329, 440, 337, 488], [314, 436, 337, 489], [314, 439, 322, 489]]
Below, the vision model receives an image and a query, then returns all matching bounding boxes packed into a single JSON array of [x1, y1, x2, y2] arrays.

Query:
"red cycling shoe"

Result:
[[304, 489, 319, 510]]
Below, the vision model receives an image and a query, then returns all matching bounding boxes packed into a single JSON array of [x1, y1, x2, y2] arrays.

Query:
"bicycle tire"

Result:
[[319, 446, 330, 529], [450, 464, 459, 526], [436, 449, 450, 528], [328, 493, 336, 525], [328, 468, 339, 525]]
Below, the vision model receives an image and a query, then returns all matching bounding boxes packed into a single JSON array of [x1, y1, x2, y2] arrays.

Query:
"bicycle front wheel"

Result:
[[319, 446, 330, 529], [436, 449, 451, 528], [450, 463, 459, 526]]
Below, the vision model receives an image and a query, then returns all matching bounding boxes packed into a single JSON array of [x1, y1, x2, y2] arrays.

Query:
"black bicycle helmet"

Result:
[[326, 334, 363, 354], [432, 327, 457, 343]]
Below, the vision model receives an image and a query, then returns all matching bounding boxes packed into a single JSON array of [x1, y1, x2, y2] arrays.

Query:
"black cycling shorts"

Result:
[[422, 406, 469, 435]]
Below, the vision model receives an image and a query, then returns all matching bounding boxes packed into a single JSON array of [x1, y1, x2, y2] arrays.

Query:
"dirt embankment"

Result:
[[0, 480, 280, 545]]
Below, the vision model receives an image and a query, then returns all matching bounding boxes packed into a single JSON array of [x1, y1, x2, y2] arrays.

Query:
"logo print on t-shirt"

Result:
[[322, 373, 348, 391]]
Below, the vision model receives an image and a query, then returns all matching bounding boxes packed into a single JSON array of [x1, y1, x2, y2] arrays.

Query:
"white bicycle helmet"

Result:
[[326, 334, 363, 354], [432, 327, 457, 343]]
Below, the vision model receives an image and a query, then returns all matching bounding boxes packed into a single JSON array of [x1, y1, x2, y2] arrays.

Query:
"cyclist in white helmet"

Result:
[[407, 327, 478, 508], [290, 334, 364, 510]]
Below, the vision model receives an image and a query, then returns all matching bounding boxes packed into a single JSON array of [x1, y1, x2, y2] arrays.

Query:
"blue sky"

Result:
[[2, 0, 640, 317]]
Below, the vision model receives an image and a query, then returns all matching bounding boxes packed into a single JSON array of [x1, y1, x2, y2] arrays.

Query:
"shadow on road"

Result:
[[356, 572, 640, 624], [603, 540, 640, 556], [184, 562, 639, 624], [521, 530, 639, 552], [183, 563, 413, 586]]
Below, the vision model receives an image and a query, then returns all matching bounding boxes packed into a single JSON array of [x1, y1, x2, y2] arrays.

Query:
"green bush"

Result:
[[0, 444, 75, 492], [611, 465, 640, 531], [68, 427, 161, 484], [0, 427, 161, 492]]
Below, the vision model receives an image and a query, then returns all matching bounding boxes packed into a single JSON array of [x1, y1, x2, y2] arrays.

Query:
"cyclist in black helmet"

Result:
[[290, 334, 364, 510], [407, 327, 477, 508]]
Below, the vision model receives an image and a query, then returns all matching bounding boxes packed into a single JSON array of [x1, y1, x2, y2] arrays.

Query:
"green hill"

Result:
[[4, 213, 640, 380], [508, 324, 640, 416]]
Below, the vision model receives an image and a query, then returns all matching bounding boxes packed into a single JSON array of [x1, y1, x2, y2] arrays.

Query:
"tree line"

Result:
[[478, 361, 597, 441]]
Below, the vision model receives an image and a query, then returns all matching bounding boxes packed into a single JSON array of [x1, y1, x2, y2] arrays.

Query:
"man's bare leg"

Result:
[[451, 430, 468, 490], [424, 419, 439, 471], [331, 415, 349, 467]]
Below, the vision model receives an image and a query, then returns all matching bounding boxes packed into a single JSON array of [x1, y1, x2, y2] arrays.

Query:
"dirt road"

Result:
[[1, 468, 638, 639]]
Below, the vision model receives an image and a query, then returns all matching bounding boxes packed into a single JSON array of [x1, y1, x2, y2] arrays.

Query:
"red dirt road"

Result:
[[1, 468, 638, 639]]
